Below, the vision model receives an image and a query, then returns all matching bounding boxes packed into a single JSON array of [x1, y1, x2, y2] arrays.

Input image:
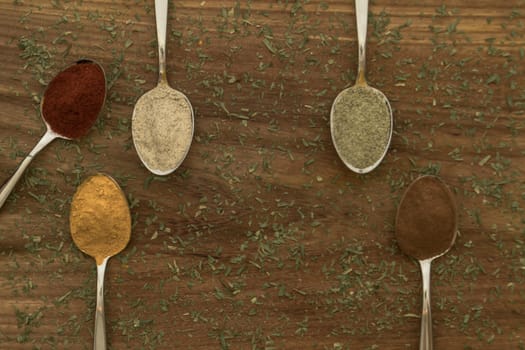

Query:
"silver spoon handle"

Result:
[[0, 129, 56, 209], [155, 0, 168, 84], [419, 259, 433, 350], [94, 257, 109, 350], [355, 0, 368, 84]]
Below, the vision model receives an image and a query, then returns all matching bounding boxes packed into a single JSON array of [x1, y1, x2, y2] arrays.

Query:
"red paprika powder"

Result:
[[42, 61, 106, 139]]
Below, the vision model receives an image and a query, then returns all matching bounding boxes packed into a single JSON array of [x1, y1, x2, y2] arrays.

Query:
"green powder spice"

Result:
[[331, 86, 391, 170]]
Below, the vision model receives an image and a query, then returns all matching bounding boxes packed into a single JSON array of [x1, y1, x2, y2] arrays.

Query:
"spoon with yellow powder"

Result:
[[69, 174, 131, 350]]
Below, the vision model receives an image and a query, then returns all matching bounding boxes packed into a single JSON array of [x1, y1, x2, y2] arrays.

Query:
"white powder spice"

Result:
[[132, 84, 193, 174]]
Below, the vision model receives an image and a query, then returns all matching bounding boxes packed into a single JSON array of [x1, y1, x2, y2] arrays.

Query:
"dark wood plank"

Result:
[[0, 0, 524, 349]]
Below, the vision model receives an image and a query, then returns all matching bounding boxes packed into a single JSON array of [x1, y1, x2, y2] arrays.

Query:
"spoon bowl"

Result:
[[330, 0, 393, 173], [132, 82, 194, 176], [395, 175, 458, 350], [0, 59, 106, 209], [131, 0, 194, 176], [331, 83, 393, 173]]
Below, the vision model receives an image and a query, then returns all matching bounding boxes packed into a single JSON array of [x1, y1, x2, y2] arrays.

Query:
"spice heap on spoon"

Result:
[[0, 59, 106, 209], [132, 0, 194, 175], [70, 174, 131, 350], [330, 0, 393, 174], [395, 175, 458, 350]]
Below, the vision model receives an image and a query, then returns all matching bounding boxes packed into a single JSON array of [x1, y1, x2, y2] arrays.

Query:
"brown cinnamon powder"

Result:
[[395, 176, 457, 260]]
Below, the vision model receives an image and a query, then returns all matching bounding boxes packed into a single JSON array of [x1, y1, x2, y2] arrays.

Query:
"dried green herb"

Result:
[[331, 86, 391, 170]]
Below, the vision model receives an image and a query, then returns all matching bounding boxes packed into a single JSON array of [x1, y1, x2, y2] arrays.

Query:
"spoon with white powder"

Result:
[[132, 0, 194, 175]]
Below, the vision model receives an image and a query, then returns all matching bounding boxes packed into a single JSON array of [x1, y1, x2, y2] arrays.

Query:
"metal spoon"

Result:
[[70, 174, 131, 350], [131, 0, 194, 176], [330, 0, 393, 174], [395, 176, 458, 350], [0, 59, 106, 209]]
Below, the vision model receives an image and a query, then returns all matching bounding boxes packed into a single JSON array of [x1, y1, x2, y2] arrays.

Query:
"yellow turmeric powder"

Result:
[[69, 174, 131, 265]]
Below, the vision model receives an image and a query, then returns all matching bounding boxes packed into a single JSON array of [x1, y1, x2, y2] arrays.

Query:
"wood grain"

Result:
[[0, 0, 524, 349]]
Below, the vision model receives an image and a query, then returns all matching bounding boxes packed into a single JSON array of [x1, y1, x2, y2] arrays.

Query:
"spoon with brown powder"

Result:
[[395, 175, 458, 350], [70, 174, 131, 350], [0, 60, 106, 209], [330, 0, 393, 174]]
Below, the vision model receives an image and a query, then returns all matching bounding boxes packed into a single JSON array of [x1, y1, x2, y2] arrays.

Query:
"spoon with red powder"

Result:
[[0, 59, 106, 209], [395, 175, 458, 350]]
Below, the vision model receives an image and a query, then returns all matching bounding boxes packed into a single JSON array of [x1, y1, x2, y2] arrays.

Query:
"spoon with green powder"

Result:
[[330, 0, 393, 173], [132, 0, 194, 175], [395, 176, 458, 350]]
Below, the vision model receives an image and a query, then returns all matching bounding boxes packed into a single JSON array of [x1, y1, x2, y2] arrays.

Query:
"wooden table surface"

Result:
[[0, 0, 524, 349]]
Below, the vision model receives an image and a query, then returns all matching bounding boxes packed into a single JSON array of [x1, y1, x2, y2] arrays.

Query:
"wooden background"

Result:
[[0, 0, 524, 349]]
